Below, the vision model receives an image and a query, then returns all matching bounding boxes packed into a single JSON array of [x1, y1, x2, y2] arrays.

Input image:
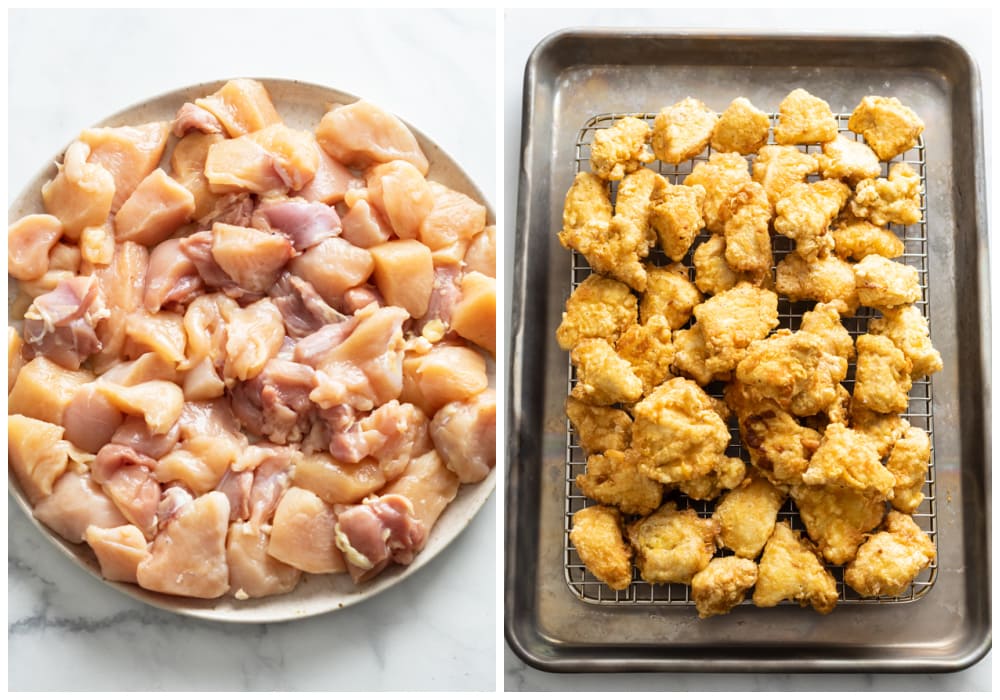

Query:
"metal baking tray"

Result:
[[506, 30, 991, 673]]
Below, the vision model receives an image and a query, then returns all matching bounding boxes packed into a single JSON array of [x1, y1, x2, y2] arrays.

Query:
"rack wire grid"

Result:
[[564, 111, 937, 607]]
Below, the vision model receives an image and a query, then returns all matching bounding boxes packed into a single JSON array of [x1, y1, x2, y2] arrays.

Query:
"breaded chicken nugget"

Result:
[[694, 283, 779, 376], [648, 179, 706, 261], [684, 152, 752, 234], [885, 425, 931, 513], [671, 324, 718, 386], [792, 483, 886, 565], [652, 98, 718, 164], [831, 216, 905, 261], [570, 338, 644, 406], [556, 273, 637, 350], [569, 505, 633, 590], [850, 162, 922, 226], [751, 145, 819, 210], [577, 449, 664, 516], [627, 502, 718, 584], [868, 304, 942, 378], [711, 97, 770, 155], [853, 334, 913, 414], [848, 96, 925, 161], [854, 254, 921, 311], [565, 396, 632, 454], [844, 510, 935, 597], [850, 404, 909, 459], [558, 171, 612, 255], [615, 315, 675, 395], [691, 556, 758, 618], [802, 423, 895, 497], [774, 88, 838, 145], [816, 135, 881, 184], [753, 521, 838, 614], [735, 406, 822, 485], [590, 115, 654, 181], [773, 179, 850, 261], [692, 235, 754, 296], [640, 263, 702, 329], [799, 301, 855, 361], [775, 252, 859, 316], [677, 455, 747, 502], [715, 473, 787, 558], [719, 181, 773, 275]]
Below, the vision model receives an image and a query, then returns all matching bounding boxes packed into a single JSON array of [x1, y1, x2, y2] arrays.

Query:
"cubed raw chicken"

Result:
[[80, 222, 115, 265], [8, 414, 74, 505], [316, 100, 429, 175], [222, 298, 285, 381], [451, 271, 496, 355], [366, 161, 434, 239], [211, 223, 294, 294], [34, 471, 128, 544], [22, 276, 109, 370], [227, 521, 301, 599], [369, 239, 434, 318], [155, 399, 246, 493], [292, 451, 387, 505], [417, 264, 463, 336], [418, 181, 487, 251], [293, 137, 362, 204], [171, 102, 224, 137], [194, 79, 282, 137], [8, 356, 93, 425], [8, 327, 25, 392], [205, 124, 318, 195], [96, 379, 185, 434], [169, 132, 228, 220], [430, 388, 496, 484], [48, 244, 82, 275], [62, 383, 125, 453], [79, 121, 170, 212], [114, 168, 195, 247], [464, 225, 496, 278], [93, 242, 149, 373], [124, 311, 187, 365], [400, 344, 488, 416], [334, 494, 426, 583], [144, 238, 204, 312], [136, 492, 230, 598], [231, 356, 316, 444], [8, 214, 63, 280], [100, 352, 179, 386], [254, 198, 341, 251], [382, 449, 460, 535], [111, 415, 180, 460], [325, 401, 431, 479], [92, 443, 161, 537], [269, 273, 347, 339], [340, 197, 392, 248], [288, 237, 374, 307], [182, 293, 235, 373], [267, 486, 346, 574], [85, 524, 149, 583], [41, 141, 115, 240]]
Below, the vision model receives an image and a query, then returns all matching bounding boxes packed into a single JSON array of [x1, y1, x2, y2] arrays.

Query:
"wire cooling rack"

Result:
[[563, 112, 937, 606]]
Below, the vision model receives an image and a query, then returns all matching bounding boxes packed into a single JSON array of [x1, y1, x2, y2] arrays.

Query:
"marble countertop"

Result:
[[503, 8, 991, 691], [8, 8, 496, 692]]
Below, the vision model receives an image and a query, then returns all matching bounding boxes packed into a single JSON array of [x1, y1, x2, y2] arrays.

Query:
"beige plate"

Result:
[[8, 78, 496, 624]]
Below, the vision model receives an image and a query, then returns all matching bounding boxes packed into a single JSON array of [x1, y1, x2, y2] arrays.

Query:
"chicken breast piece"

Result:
[[775, 251, 859, 316], [588, 116, 653, 181], [565, 396, 632, 454], [854, 254, 921, 311], [831, 216, 905, 261], [853, 334, 913, 415], [430, 389, 496, 484], [114, 168, 195, 247], [691, 234, 762, 296], [751, 145, 819, 212], [799, 302, 855, 361], [555, 274, 637, 350], [684, 152, 752, 234], [848, 96, 925, 161], [570, 338, 643, 406], [627, 502, 718, 585], [614, 315, 674, 395], [648, 180, 706, 262], [710, 97, 770, 155], [79, 121, 170, 213], [8, 214, 63, 281], [569, 505, 633, 590], [694, 283, 779, 377], [844, 511, 935, 597], [719, 181, 773, 275], [85, 524, 149, 584], [576, 449, 664, 516], [773, 179, 850, 261], [752, 521, 838, 613], [41, 141, 116, 241], [885, 425, 931, 513], [381, 449, 460, 534], [773, 88, 838, 145], [802, 423, 895, 497], [816, 135, 881, 185], [691, 556, 758, 618], [671, 324, 718, 387], [316, 100, 428, 175], [652, 98, 717, 164], [850, 162, 922, 226], [868, 304, 942, 379], [227, 521, 301, 599], [639, 263, 701, 329], [676, 455, 746, 502], [715, 474, 787, 558], [792, 483, 885, 565], [267, 486, 346, 574]]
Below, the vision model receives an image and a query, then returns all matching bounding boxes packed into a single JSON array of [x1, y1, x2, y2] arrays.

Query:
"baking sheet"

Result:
[[506, 30, 990, 672]]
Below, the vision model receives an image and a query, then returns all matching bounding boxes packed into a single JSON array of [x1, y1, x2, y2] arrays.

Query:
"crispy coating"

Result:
[[719, 181, 773, 275], [692, 235, 747, 296], [612, 167, 660, 247], [615, 315, 675, 395], [774, 88, 838, 145], [848, 96, 925, 161], [775, 252, 859, 316], [850, 162, 922, 226], [799, 301, 855, 361], [850, 404, 908, 459], [885, 425, 930, 513], [640, 263, 701, 329], [627, 502, 718, 584], [853, 254, 921, 311], [853, 333, 913, 414], [671, 325, 718, 386], [752, 521, 838, 614], [831, 216, 905, 261], [711, 97, 770, 155], [868, 304, 942, 378], [792, 483, 886, 565], [715, 473, 787, 558], [557, 171, 612, 255], [589, 116, 654, 181], [565, 396, 632, 454], [570, 338, 644, 406], [631, 377, 731, 484], [556, 273, 637, 350], [652, 98, 718, 164], [803, 383, 852, 434], [577, 449, 664, 516], [802, 423, 895, 497], [844, 510, 935, 597], [649, 179, 706, 261], [816, 135, 881, 185], [751, 145, 819, 210], [773, 179, 850, 261], [691, 556, 758, 618], [694, 283, 779, 376], [684, 152, 752, 234], [677, 455, 747, 502], [569, 505, 633, 590]]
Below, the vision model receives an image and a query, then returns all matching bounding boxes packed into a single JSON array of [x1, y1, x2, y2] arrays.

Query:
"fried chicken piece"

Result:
[[692, 235, 758, 296], [719, 181, 773, 275], [868, 304, 942, 378], [640, 263, 701, 329], [555, 273, 637, 350], [677, 455, 746, 501], [711, 97, 770, 155], [648, 179, 706, 262], [850, 404, 908, 459], [848, 96, 925, 161], [589, 116, 654, 181], [570, 338, 643, 406], [715, 473, 787, 558], [792, 483, 886, 565], [773, 179, 850, 261], [799, 301, 855, 361], [801, 423, 895, 497], [753, 521, 838, 613], [577, 449, 664, 516], [627, 502, 718, 584], [885, 425, 931, 513], [652, 98, 718, 164], [565, 396, 632, 454], [613, 167, 660, 245], [615, 315, 675, 395], [853, 254, 921, 311], [816, 135, 881, 185], [850, 162, 922, 226], [569, 505, 633, 590], [684, 152, 752, 234], [631, 377, 731, 484], [853, 333, 913, 414], [694, 283, 779, 376], [844, 510, 935, 597], [774, 88, 838, 145], [671, 325, 718, 386], [751, 145, 819, 211], [803, 383, 851, 433], [691, 556, 758, 618], [775, 251, 859, 316], [831, 216, 905, 261]]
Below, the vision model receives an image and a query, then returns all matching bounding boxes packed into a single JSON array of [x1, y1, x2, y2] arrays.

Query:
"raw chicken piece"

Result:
[[340, 197, 393, 248], [8, 356, 93, 425], [316, 100, 429, 175], [96, 379, 185, 434], [34, 471, 128, 543], [194, 79, 282, 137], [255, 198, 341, 251], [334, 494, 426, 583], [92, 443, 161, 537], [124, 310, 187, 365], [222, 298, 285, 381], [715, 474, 787, 559], [416, 264, 463, 337], [156, 486, 195, 529], [48, 243, 82, 274], [368, 239, 434, 317], [589, 116, 653, 181], [400, 344, 488, 417], [8, 214, 63, 280], [144, 238, 204, 312], [8, 414, 75, 505], [85, 524, 149, 583], [93, 242, 149, 372], [848, 96, 925, 161], [710, 97, 770, 155], [217, 469, 253, 521], [211, 223, 294, 294], [691, 556, 758, 618], [451, 271, 496, 355], [844, 510, 935, 597], [627, 502, 718, 585], [366, 160, 434, 240], [292, 451, 387, 505], [752, 521, 838, 614], [792, 483, 885, 565], [773, 88, 837, 145], [227, 521, 301, 599], [381, 449, 459, 534], [569, 505, 633, 590], [41, 141, 116, 240], [418, 181, 487, 251], [464, 225, 496, 278], [293, 137, 362, 204], [136, 492, 231, 598], [157, 400, 246, 494], [576, 449, 664, 516], [652, 97, 717, 164], [237, 444, 294, 525], [171, 102, 224, 137], [205, 124, 318, 195], [80, 121, 170, 212], [231, 357, 316, 443], [328, 401, 431, 479], [269, 273, 347, 339], [267, 486, 346, 574], [22, 276, 109, 370], [111, 415, 180, 460], [342, 285, 383, 314], [101, 352, 179, 386], [169, 132, 228, 220], [114, 168, 195, 247], [180, 293, 231, 380], [8, 327, 25, 392], [429, 388, 496, 484], [288, 237, 374, 307]]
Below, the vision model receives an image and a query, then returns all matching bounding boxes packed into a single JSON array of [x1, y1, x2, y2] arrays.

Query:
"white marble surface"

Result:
[[8, 8, 496, 692], [503, 8, 992, 691]]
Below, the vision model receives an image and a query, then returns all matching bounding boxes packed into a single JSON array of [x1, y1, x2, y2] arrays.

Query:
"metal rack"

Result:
[[563, 113, 937, 607]]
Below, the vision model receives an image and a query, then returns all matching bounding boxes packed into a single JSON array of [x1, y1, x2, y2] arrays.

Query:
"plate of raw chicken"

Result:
[[7, 78, 497, 622]]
